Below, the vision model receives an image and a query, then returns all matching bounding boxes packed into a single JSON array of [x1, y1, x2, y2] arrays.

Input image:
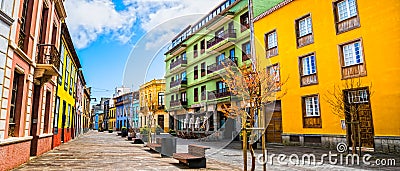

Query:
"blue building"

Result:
[[132, 91, 140, 128], [115, 92, 133, 130]]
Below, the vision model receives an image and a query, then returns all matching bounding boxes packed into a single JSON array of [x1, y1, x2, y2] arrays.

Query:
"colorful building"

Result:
[[132, 91, 140, 129], [164, 0, 250, 139], [115, 92, 132, 129], [53, 23, 81, 147], [83, 87, 91, 133], [253, 0, 400, 152], [139, 79, 167, 132], [0, 0, 67, 170], [109, 105, 116, 130], [75, 70, 86, 137]]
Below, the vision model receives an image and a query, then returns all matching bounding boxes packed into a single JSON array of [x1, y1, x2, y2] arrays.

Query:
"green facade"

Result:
[[165, 0, 251, 131]]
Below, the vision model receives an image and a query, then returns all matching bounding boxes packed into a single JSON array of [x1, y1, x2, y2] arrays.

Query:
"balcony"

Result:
[[207, 29, 237, 53], [170, 79, 187, 89], [336, 16, 360, 34], [242, 54, 251, 62], [34, 44, 60, 83], [170, 99, 188, 107], [207, 57, 237, 74], [208, 88, 231, 100], [170, 58, 187, 70]]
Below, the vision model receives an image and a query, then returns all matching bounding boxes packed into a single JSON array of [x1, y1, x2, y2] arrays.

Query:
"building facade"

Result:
[[83, 87, 91, 133], [132, 91, 140, 129], [253, 0, 400, 152], [75, 70, 86, 137], [164, 0, 249, 139], [53, 23, 81, 147], [139, 79, 167, 132], [0, 0, 67, 170]]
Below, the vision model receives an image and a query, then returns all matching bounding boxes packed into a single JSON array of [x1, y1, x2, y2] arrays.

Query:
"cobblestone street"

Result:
[[13, 131, 399, 171], [13, 131, 240, 171]]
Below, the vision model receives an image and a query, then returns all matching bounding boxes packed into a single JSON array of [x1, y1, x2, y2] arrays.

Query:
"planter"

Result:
[[117, 132, 122, 136], [108, 130, 113, 133], [128, 136, 133, 141]]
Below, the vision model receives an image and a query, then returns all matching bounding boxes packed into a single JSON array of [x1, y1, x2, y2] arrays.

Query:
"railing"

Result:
[[170, 58, 187, 70], [207, 57, 237, 74], [242, 54, 251, 61], [208, 88, 231, 100], [36, 44, 60, 70], [170, 79, 187, 88], [207, 29, 237, 49], [18, 31, 26, 50], [170, 99, 188, 107]]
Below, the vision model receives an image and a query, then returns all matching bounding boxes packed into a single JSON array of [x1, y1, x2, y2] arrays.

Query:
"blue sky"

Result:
[[64, 0, 224, 102]]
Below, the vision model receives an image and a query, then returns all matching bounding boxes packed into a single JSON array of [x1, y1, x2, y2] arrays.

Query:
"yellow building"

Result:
[[109, 106, 116, 130], [139, 79, 168, 132], [253, 0, 400, 152], [53, 23, 81, 145]]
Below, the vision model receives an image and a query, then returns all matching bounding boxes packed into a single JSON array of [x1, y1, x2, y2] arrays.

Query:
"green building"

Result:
[[164, 0, 251, 139]]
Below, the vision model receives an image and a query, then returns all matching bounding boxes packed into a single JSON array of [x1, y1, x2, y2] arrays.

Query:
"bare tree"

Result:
[[144, 96, 162, 143], [325, 78, 373, 155], [220, 62, 287, 171]]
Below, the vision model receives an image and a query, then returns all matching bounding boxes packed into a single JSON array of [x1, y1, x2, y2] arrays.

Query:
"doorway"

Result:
[[266, 101, 282, 143]]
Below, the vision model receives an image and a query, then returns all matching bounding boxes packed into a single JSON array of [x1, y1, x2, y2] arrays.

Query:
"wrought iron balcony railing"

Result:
[[208, 88, 231, 100], [170, 58, 187, 70], [207, 29, 236, 49], [207, 57, 237, 74], [36, 44, 61, 70]]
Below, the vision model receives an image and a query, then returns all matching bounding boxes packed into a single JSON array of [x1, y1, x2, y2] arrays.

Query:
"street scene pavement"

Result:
[[13, 131, 399, 171]]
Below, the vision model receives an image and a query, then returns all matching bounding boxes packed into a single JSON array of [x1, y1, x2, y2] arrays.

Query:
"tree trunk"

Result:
[[242, 114, 247, 171]]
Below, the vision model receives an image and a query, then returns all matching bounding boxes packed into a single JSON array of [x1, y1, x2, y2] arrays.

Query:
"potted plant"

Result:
[[155, 125, 163, 135], [108, 129, 113, 133], [121, 127, 128, 137], [140, 126, 149, 142]]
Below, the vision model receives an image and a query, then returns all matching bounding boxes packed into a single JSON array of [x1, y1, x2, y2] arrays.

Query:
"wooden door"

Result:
[[266, 101, 282, 143]]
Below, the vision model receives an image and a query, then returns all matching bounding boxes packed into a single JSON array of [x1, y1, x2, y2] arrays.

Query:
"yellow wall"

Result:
[[57, 37, 79, 129], [139, 79, 169, 131], [254, 0, 400, 137], [109, 107, 116, 130]]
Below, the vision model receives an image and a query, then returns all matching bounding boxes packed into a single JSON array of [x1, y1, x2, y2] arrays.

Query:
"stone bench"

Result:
[[173, 144, 210, 168], [145, 137, 176, 157]]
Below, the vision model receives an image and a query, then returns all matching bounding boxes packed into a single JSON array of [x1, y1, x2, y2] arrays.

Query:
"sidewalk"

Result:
[[13, 131, 240, 171]]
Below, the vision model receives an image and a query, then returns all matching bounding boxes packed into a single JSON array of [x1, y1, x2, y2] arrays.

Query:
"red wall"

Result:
[[36, 136, 52, 156], [0, 141, 31, 171]]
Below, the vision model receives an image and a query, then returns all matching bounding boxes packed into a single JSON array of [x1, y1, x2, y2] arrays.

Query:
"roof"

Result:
[[253, 0, 293, 22], [61, 23, 82, 68]]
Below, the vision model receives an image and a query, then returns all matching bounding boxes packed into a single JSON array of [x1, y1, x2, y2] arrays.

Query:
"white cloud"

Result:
[[65, 0, 224, 49]]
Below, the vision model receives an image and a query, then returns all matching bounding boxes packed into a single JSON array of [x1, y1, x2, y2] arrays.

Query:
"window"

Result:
[[64, 56, 70, 90], [342, 41, 363, 66], [8, 72, 24, 137], [201, 62, 206, 77], [200, 39, 205, 53], [304, 96, 319, 116], [337, 0, 357, 21], [301, 55, 316, 76], [298, 16, 312, 37], [53, 96, 60, 134], [181, 52, 186, 61], [347, 89, 368, 104], [194, 88, 199, 102], [67, 104, 71, 128], [240, 12, 249, 31], [201, 85, 206, 100], [194, 66, 198, 79], [69, 65, 75, 94], [266, 31, 277, 49], [217, 53, 225, 65], [58, 43, 64, 85], [299, 54, 318, 86], [295, 15, 314, 47], [194, 44, 198, 57], [158, 92, 164, 106], [181, 71, 187, 81], [229, 48, 235, 59], [181, 92, 187, 102], [242, 42, 251, 61], [217, 81, 227, 93], [267, 63, 280, 83], [334, 0, 360, 33]]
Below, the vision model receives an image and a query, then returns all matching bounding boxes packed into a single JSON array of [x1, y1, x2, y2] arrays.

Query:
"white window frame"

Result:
[[337, 0, 358, 22], [342, 41, 363, 67], [267, 31, 277, 49], [298, 16, 312, 37], [305, 96, 320, 116], [301, 55, 316, 76], [267, 64, 280, 83], [348, 89, 368, 104]]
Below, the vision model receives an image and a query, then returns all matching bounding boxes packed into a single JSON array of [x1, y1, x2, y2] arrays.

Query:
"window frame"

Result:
[[301, 94, 322, 128], [266, 30, 277, 50], [338, 38, 367, 79], [333, 0, 361, 34]]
